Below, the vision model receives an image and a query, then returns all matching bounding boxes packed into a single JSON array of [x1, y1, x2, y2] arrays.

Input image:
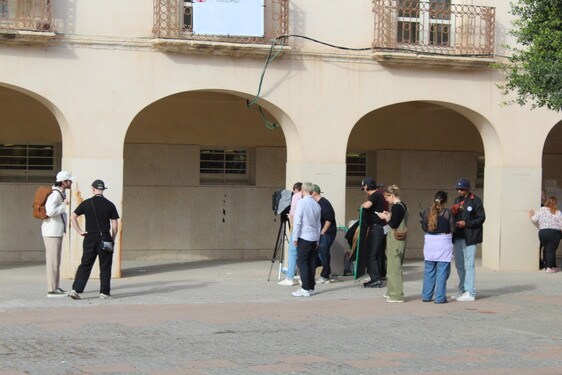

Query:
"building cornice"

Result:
[[0, 33, 499, 70], [0, 30, 56, 45], [372, 52, 497, 70]]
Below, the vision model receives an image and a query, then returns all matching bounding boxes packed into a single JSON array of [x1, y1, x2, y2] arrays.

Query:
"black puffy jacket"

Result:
[[452, 193, 486, 246]]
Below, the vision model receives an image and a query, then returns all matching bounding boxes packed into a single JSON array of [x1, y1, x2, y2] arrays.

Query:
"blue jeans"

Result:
[[422, 260, 450, 302], [287, 231, 297, 279], [317, 232, 336, 278], [453, 239, 476, 296]]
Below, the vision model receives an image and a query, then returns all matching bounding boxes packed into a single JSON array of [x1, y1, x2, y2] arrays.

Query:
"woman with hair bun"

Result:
[[421, 191, 455, 304], [529, 197, 562, 273], [376, 185, 407, 303]]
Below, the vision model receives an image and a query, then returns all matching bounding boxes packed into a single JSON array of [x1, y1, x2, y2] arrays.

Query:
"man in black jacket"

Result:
[[451, 178, 485, 302], [312, 184, 336, 283], [361, 177, 387, 288]]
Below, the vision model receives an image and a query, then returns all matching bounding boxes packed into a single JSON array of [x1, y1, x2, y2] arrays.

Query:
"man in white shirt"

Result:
[[291, 182, 321, 297], [41, 170, 75, 297]]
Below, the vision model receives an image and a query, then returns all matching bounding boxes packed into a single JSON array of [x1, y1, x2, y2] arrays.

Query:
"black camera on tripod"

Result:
[[268, 189, 293, 280], [272, 189, 292, 222]]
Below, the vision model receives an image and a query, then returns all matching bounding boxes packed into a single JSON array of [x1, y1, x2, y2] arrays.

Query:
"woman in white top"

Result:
[[529, 197, 562, 273]]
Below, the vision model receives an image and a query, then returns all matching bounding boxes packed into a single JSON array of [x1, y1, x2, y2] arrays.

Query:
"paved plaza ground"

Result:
[[1, 258, 561, 375]]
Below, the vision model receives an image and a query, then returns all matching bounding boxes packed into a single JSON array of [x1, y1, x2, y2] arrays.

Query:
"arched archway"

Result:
[[122, 90, 292, 261], [346, 100, 494, 260], [542, 120, 562, 198], [0, 84, 63, 261]]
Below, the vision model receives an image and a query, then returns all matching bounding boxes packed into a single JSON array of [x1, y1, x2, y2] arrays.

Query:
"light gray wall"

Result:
[[0, 184, 46, 261], [122, 143, 287, 261]]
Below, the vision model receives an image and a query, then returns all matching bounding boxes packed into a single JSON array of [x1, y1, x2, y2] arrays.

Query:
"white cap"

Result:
[[56, 171, 76, 182]]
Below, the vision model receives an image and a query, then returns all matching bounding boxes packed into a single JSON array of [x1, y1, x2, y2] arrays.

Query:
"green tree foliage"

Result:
[[499, 0, 562, 111]]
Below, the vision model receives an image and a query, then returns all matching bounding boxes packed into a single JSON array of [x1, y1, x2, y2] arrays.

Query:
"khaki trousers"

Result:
[[43, 236, 63, 292], [386, 234, 406, 300]]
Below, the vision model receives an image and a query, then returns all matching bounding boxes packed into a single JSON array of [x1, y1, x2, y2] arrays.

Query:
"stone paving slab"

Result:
[[0, 259, 561, 374]]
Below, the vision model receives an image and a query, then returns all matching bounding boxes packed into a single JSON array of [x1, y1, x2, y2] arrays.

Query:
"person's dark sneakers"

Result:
[[434, 300, 447, 304], [69, 290, 81, 300], [363, 280, 383, 288]]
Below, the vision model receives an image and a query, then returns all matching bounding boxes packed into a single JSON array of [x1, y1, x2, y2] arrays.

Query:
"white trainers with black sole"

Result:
[[69, 290, 81, 300]]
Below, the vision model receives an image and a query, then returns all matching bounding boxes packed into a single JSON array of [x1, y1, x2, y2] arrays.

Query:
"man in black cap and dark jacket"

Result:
[[451, 178, 485, 302], [361, 177, 388, 288], [69, 179, 119, 300]]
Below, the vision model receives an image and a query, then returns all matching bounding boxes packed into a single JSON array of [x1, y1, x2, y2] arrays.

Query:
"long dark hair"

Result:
[[428, 191, 447, 232]]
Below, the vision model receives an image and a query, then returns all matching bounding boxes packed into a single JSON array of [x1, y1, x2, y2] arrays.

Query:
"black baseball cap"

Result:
[[361, 177, 377, 190], [91, 179, 107, 190]]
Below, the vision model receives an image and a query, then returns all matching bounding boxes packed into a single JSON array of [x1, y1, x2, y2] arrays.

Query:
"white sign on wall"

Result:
[[192, 0, 265, 37]]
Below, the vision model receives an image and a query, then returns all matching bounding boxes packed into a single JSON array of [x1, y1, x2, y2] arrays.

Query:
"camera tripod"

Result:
[[268, 214, 290, 281]]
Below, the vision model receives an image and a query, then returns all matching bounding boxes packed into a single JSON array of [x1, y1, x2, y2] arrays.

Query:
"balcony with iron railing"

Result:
[[372, 0, 496, 68], [153, 0, 289, 56], [0, 0, 54, 44]]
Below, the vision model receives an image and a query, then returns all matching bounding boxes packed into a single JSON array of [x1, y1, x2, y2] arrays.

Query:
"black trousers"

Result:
[[296, 238, 318, 291], [366, 224, 385, 281], [72, 236, 113, 295], [538, 229, 561, 268]]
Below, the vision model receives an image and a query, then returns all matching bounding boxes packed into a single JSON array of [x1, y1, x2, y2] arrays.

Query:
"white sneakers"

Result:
[[69, 291, 112, 300], [455, 292, 476, 302], [278, 278, 297, 286], [316, 277, 329, 284], [451, 291, 464, 300], [292, 288, 311, 297], [69, 290, 81, 300]]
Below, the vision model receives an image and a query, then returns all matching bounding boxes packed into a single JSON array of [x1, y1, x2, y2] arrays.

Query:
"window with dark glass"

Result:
[[346, 152, 367, 178], [183, 0, 193, 32], [476, 155, 485, 189], [200, 148, 250, 184], [397, 0, 452, 47], [0, 143, 60, 182]]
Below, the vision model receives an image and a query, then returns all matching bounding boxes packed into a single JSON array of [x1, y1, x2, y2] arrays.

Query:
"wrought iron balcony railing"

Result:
[[153, 0, 289, 45], [373, 0, 495, 56], [0, 0, 52, 32]]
